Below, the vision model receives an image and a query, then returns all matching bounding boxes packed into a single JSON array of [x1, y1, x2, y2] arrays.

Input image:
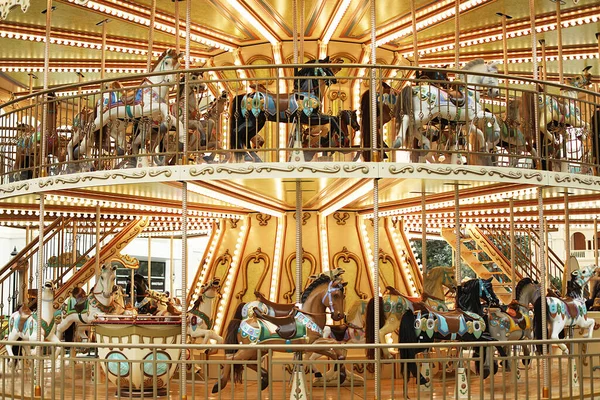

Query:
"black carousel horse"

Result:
[[229, 56, 356, 162]]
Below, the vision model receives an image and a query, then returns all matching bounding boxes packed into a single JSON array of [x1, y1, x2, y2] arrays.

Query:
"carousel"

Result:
[[1, 0, 600, 399]]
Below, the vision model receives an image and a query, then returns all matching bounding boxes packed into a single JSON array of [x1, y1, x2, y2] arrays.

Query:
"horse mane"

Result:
[[152, 48, 178, 72], [461, 58, 485, 71], [301, 274, 332, 303], [566, 274, 584, 298], [423, 266, 452, 295], [456, 279, 483, 314], [515, 277, 534, 300]]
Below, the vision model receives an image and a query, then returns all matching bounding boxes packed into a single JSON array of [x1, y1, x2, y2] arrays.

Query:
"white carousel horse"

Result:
[[393, 59, 501, 162], [534, 264, 597, 354], [522, 66, 592, 171], [188, 277, 223, 350], [55, 264, 119, 340], [6, 281, 61, 364], [68, 49, 184, 168]]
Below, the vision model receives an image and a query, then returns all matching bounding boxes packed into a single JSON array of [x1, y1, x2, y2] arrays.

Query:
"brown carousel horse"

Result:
[[213, 274, 347, 393], [12, 92, 67, 180]]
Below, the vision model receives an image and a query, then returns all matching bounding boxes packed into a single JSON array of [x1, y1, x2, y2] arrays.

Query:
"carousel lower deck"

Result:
[[1, 349, 599, 400]]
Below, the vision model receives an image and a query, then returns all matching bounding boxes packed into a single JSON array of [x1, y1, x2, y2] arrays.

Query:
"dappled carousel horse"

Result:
[[534, 264, 596, 354], [6, 281, 61, 363], [55, 264, 120, 340], [68, 49, 184, 169], [522, 66, 593, 171], [393, 59, 502, 162], [188, 277, 223, 350], [228, 56, 355, 162], [213, 274, 347, 393]]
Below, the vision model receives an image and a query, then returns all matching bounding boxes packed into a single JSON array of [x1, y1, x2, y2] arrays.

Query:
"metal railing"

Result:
[[0, 64, 598, 183], [0, 337, 599, 399]]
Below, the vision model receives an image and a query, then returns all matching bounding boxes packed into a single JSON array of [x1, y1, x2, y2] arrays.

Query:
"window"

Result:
[[114, 260, 166, 292], [572, 232, 586, 251]]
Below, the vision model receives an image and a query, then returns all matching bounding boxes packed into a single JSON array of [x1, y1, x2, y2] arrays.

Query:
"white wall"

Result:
[[0, 227, 27, 266]]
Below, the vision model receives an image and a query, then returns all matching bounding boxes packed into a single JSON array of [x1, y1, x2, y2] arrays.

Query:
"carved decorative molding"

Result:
[[111, 253, 139, 269], [256, 213, 271, 226], [236, 248, 270, 301], [212, 249, 232, 281], [332, 246, 368, 300], [388, 165, 544, 182], [333, 212, 350, 225], [283, 249, 317, 302], [229, 219, 239, 229], [378, 249, 399, 290], [292, 212, 311, 226], [0, 0, 29, 20]]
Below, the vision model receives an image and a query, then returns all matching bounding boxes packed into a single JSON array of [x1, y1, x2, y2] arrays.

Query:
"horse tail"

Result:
[[399, 85, 413, 119], [365, 296, 385, 360], [224, 302, 245, 355], [520, 91, 535, 141], [229, 94, 245, 151], [398, 310, 422, 378], [359, 90, 377, 160], [533, 296, 543, 354]]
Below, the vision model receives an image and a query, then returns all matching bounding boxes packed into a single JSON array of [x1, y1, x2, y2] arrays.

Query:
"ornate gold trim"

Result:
[[332, 246, 368, 299], [333, 212, 350, 225], [283, 249, 317, 302], [236, 248, 271, 300], [292, 212, 310, 226], [379, 249, 399, 290], [256, 213, 271, 226], [111, 253, 140, 269]]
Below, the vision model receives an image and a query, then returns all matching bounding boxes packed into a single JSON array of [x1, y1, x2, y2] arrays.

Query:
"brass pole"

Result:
[[455, 184, 461, 284], [562, 192, 570, 295], [421, 182, 427, 273], [595, 218, 599, 266], [454, 0, 460, 69], [95, 205, 101, 276], [510, 198, 516, 299], [540, 39, 547, 82], [411, 0, 418, 67], [174, 0, 180, 53], [147, 233, 152, 290], [147, 0, 157, 71], [556, 0, 563, 84]]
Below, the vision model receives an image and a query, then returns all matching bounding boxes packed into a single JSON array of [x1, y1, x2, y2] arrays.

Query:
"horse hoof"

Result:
[[260, 376, 269, 391], [211, 384, 221, 394]]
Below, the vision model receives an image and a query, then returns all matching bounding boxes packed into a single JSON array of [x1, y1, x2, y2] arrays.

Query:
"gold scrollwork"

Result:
[[256, 214, 271, 226], [379, 249, 399, 290], [333, 212, 350, 225], [236, 248, 271, 300], [332, 247, 368, 299], [292, 212, 311, 226], [283, 249, 317, 302], [229, 219, 239, 229]]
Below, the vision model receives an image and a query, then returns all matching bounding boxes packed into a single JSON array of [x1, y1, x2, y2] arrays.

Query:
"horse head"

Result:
[[295, 56, 342, 94], [96, 263, 118, 298], [567, 66, 593, 89], [41, 280, 56, 301], [151, 48, 182, 83], [461, 58, 500, 98], [479, 277, 499, 307]]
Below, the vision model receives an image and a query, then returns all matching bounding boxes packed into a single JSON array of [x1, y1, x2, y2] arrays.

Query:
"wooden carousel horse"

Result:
[[213, 274, 347, 393], [487, 277, 539, 366], [393, 59, 502, 162], [6, 281, 61, 364], [228, 56, 356, 162], [521, 66, 593, 171], [69, 49, 184, 169], [187, 277, 223, 351], [12, 92, 67, 180], [55, 264, 120, 340], [534, 264, 597, 354]]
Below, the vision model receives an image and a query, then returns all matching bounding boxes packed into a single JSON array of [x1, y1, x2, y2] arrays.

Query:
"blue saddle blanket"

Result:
[[241, 92, 320, 119]]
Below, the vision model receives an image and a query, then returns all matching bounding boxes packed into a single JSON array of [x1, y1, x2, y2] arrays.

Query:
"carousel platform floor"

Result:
[[0, 359, 598, 400]]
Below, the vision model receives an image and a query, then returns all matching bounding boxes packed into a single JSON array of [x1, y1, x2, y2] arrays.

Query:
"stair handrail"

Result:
[[481, 227, 540, 282]]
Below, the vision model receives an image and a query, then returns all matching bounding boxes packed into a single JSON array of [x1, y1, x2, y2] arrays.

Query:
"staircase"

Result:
[[0, 217, 149, 319], [440, 227, 511, 302]]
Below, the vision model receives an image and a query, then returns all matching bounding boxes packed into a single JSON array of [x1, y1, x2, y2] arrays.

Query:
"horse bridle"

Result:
[[479, 279, 497, 306], [321, 280, 344, 316]]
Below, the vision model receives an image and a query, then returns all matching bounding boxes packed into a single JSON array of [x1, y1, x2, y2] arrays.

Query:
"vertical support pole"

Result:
[[563, 192, 570, 295], [370, 0, 378, 162], [595, 218, 599, 267], [510, 198, 516, 298], [540, 39, 547, 82], [411, 0, 418, 68], [147, 233, 152, 290], [455, 184, 461, 284], [538, 187, 549, 398], [100, 20, 108, 80], [180, 1, 191, 398], [95, 204, 100, 276], [421, 182, 426, 273], [147, 0, 157, 72], [373, 177, 381, 400], [36, 1, 52, 395], [170, 234, 174, 294], [295, 181, 302, 305], [556, 0, 563, 84], [454, 0, 460, 69], [174, 0, 180, 53]]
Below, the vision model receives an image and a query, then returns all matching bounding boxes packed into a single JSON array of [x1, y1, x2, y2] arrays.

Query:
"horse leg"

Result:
[[212, 348, 257, 393], [393, 115, 411, 149], [378, 317, 399, 359]]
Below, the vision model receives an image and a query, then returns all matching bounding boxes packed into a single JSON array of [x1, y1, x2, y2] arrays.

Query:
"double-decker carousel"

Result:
[[1, 0, 600, 399]]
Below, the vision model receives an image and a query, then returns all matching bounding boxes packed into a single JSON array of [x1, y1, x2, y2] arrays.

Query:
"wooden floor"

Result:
[[0, 357, 599, 399]]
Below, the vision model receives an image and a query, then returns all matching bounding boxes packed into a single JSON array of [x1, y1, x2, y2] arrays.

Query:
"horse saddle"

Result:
[[69, 287, 88, 314], [254, 291, 295, 317], [437, 310, 468, 333], [17, 304, 33, 332], [253, 307, 298, 340], [563, 297, 581, 318], [445, 89, 466, 108], [102, 89, 143, 113]]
